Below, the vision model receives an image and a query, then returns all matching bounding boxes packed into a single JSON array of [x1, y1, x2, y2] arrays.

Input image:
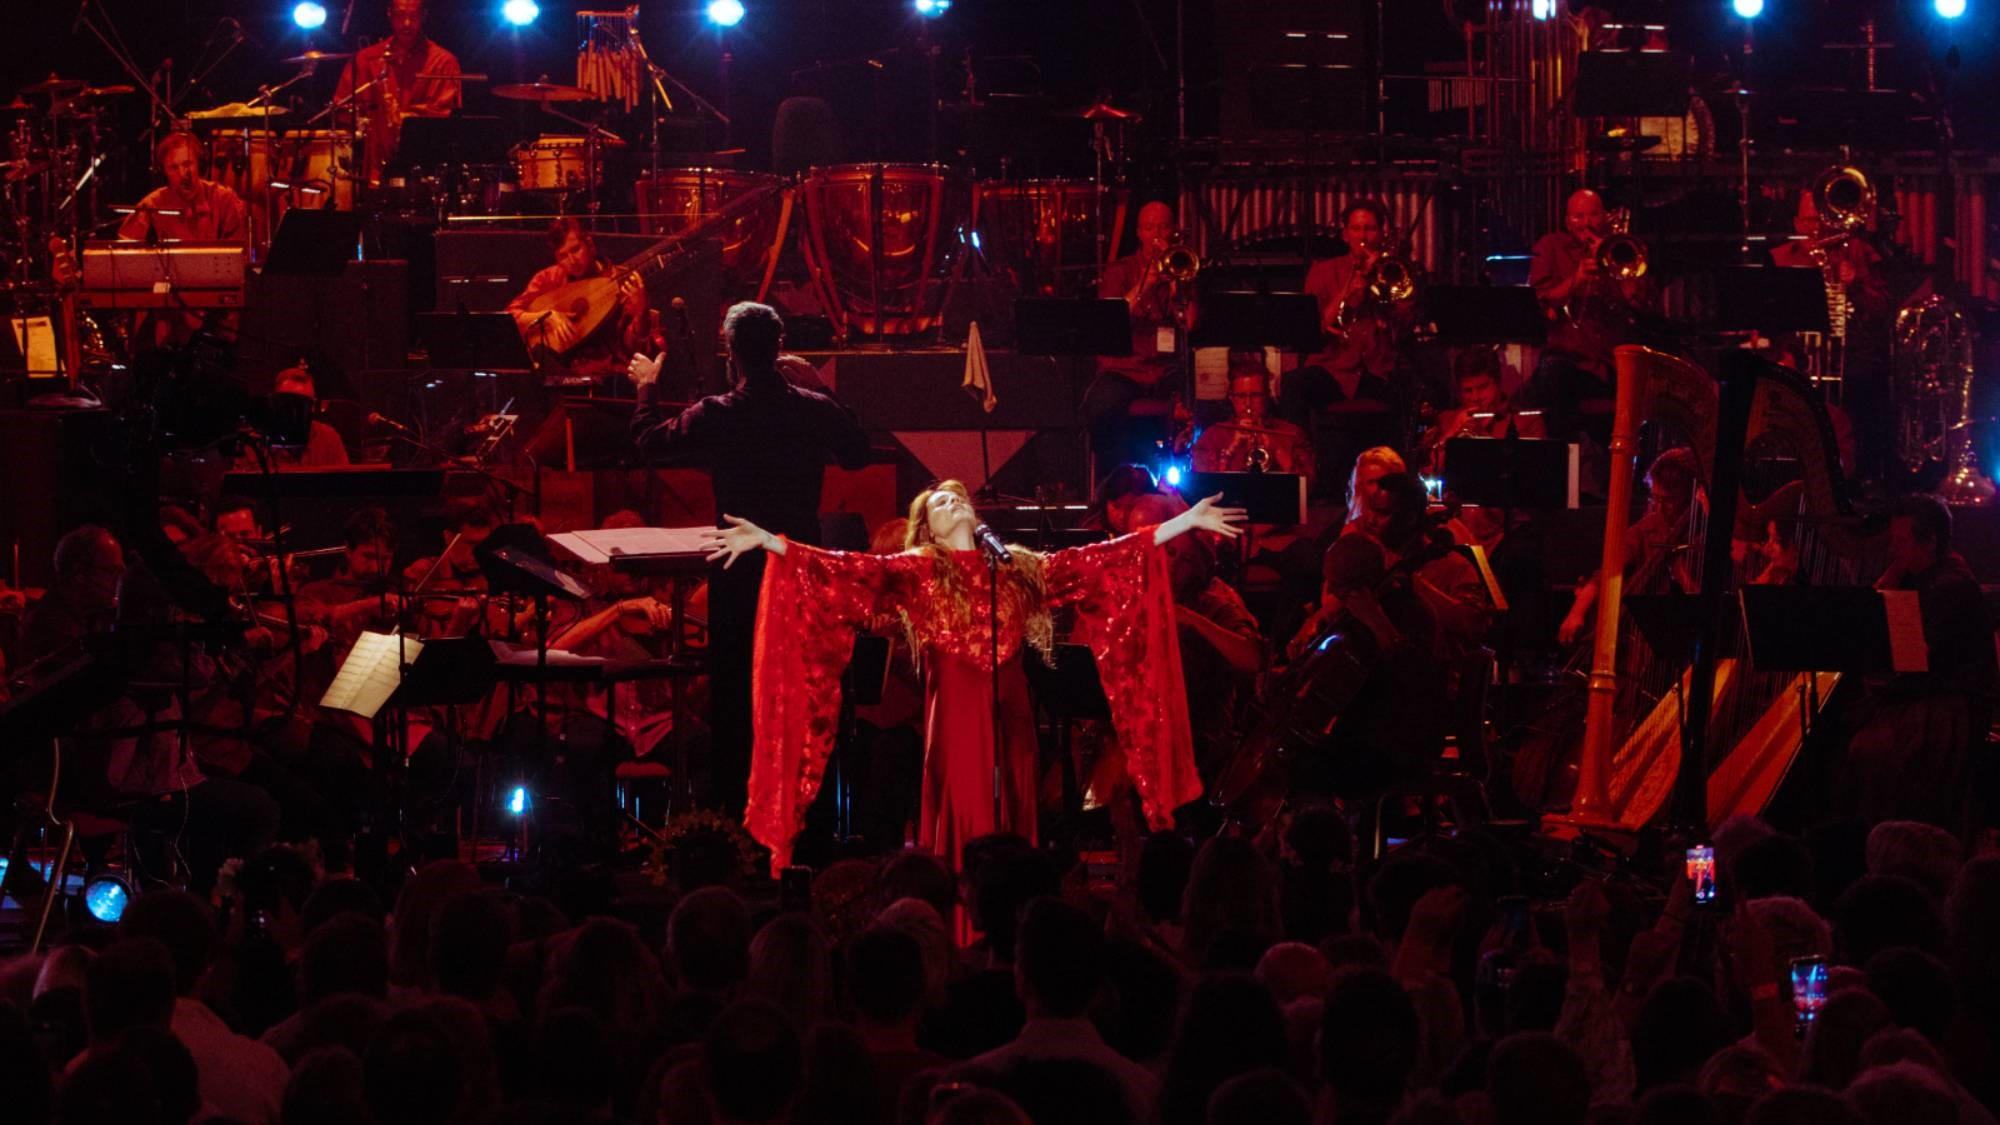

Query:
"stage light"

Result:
[[1162, 462, 1183, 488], [83, 875, 131, 925], [501, 0, 539, 27], [292, 2, 327, 29], [1731, 0, 1764, 18], [706, 0, 746, 27], [1530, 0, 1556, 19], [508, 785, 531, 816], [914, 0, 952, 15], [1936, 0, 1967, 18]]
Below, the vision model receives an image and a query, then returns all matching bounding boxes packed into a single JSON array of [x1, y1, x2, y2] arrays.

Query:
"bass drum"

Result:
[[798, 163, 971, 337], [974, 179, 1127, 298], [635, 167, 786, 285]]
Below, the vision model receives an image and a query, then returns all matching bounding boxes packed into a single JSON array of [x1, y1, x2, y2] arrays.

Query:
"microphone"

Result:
[[367, 412, 418, 439], [972, 522, 1013, 567]]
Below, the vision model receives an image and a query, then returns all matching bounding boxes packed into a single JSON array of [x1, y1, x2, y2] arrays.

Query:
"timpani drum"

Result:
[[973, 179, 1128, 298], [798, 163, 971, 337], [636, 167, 786, 279]]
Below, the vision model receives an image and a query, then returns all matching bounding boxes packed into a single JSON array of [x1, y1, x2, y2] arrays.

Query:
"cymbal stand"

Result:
[[538, 103, 626, 215]]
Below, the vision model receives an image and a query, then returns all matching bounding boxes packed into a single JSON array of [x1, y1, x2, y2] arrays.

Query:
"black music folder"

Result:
[[1441, 436, 1579, 510], [1738, 586, 1928, 674], [1014, 298, 1132, 357], [1180, 470, 1308, 526], [1190, 291, 1323, 353]]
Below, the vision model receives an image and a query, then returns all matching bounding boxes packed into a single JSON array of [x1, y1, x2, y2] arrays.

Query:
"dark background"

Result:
[[11, 1, 2000, 201]]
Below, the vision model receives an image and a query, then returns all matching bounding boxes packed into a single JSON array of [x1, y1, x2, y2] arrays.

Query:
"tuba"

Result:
[[1893, 294, 1996, 505], [1813, 164, 1876, 234]]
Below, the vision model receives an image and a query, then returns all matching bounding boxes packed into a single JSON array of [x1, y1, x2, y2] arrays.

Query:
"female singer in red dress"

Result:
[[702, 480, 1245, 871]]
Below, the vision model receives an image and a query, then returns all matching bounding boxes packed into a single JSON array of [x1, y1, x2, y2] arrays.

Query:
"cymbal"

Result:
[[188, 102, 291, 120], [282, 50, 354, 64], [21, 74, 87, 96], [1, 98, 31, 112], [82, 85, 136, 98], [492, 81, 597, 103], [1060, 100, 1141, 122], [418, 72, 486, 81]]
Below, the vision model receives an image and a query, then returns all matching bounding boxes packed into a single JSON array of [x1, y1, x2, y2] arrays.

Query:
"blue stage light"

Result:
[[706, 0, 746, 28], [1162, 463, 1183, 488], [1531, 0, 1556, 19], [508, 786, 531, 816], [84, 876, 130, 924], [1937, 0, 1967, 19], [1731, 0, 1764, 18], [502, 0, 539, 27], [915, 0, 952, 16], [292, 2, 327, 30]]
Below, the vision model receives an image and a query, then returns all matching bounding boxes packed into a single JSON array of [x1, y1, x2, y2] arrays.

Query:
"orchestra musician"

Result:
[[1084, 201, 1194, 469], [332, 0, 463, 183], [1421, 348, 1544, 551], [1770, 185, 1892, 481], [508, 218, 654, 387], [114, 132, 249, 347], [1556, 446, 1699, 646], [1281, 199, 1413, 499], [1524, 189, 1656, 473], [1191, 365, 1315, 484]]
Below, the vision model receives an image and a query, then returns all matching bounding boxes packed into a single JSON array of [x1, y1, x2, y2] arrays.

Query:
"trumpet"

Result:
[[1158, 233, 1199, 284]]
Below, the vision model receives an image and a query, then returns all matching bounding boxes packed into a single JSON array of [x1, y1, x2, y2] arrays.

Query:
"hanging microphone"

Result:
[[972, 522, 1013, 566], [366, 411, 418, 439]]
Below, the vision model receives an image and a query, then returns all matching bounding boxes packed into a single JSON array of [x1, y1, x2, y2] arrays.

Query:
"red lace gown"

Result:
[[746, 533, 1200, 871]]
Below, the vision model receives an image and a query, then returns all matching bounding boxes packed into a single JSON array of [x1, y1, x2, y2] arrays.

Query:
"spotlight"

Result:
[[83, 874, 131, 925], [1937, 0, 1967, 17], [508, 785, 531, 816], [1162, 462, 1184, 488], [914, 0, 952, 15], [1530, 0, 1556, 19], [1731, 0, 1764, 17], [706, 0, 746, 27], [501, 0, 539, 27], [292, 1, 328, 29]]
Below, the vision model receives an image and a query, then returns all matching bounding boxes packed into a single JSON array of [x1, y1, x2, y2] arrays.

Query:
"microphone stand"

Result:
[[989, 540, 1004, 835]]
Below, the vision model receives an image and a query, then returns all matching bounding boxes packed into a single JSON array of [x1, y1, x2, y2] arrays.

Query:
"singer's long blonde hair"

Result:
[[900, 479, 1052, 660]]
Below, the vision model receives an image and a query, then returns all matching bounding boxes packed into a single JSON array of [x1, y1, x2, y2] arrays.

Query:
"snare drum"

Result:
[[798, 163, 971, 337], [512, 136, 601, 192]]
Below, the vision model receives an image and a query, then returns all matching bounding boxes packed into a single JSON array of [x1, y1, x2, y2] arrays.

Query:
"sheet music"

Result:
[[320, 631, 419, 718], [1881, 590, 1930, 674], [549, 526, 713, 564]]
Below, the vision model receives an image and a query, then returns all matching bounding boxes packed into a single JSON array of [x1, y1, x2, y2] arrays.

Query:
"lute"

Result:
[[518, 182, 785, 356]]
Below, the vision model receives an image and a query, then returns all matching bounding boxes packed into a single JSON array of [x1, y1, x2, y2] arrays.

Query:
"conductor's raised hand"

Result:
[[1188, 492, 1250, 538], [627, 350, 665, 388], [700, 515, 779, 568]]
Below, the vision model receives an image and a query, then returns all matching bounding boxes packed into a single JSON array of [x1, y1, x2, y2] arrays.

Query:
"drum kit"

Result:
[[4, 37, 1148, 349]]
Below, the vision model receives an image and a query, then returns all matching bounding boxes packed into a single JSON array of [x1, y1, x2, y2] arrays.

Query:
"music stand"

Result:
[[1189, 292, 1323, 353], [1014, 298, 1132, 356], [419, 311, 535, 372], [1441, 436, 1579, 511], [1181, 470, 1308, 526], [263, 209, 361, 277], [1426, 286, 1548, 346], [390, 116, 511, 170], [1025, 642, 1111, 846], [1740, 587, 1926, 674], [393, 636, 501, 708], [1713, 267, 1830, 335]]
